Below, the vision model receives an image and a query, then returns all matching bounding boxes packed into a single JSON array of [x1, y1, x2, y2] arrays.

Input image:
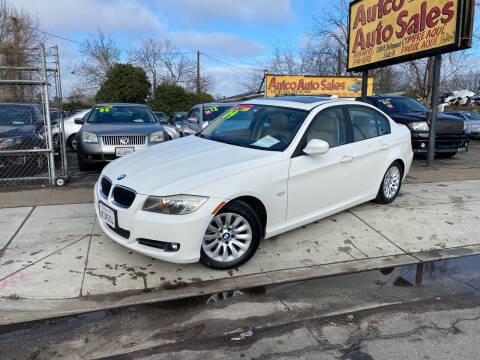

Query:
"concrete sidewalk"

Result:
[[0, 180, 479, 325]]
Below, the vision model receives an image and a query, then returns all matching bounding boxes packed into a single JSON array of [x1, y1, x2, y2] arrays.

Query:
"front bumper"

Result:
[[93, 181, 227, 264], [411, 133, 469, 153], [80, 142, 151, 163]]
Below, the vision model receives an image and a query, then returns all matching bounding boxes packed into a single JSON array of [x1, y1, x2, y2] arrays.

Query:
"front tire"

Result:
[[200, 200, 261, 269], [376, 162, 403, 204], [67, 134, 77, 151]]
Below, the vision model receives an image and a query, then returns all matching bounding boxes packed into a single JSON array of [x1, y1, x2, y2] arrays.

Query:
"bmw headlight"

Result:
[[150, 131, 165, 143], [82, 131, 98, 143], [0, 137, 22, 149], [409, 122, 429, 131], [143, 195, 208, 215]]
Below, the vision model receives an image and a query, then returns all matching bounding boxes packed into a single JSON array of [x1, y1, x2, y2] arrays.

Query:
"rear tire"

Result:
[[200, 200, 261, 269], [376, 162, 403, 204]]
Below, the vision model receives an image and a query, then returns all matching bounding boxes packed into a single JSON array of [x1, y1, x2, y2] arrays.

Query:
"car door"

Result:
[[287, 106, 355, 221], [345, 105, 393, 198]]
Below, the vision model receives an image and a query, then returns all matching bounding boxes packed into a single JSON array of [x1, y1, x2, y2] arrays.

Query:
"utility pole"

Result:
[[427, 54, 441, 167], [337, 49, 342, 76], [196, 50, 200, 95], [11, 16, 21, 100]]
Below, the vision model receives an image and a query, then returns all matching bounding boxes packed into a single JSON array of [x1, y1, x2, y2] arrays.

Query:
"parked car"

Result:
[[172, 112, 187, 129], [444, 111, 480, 139], [65, 109, 90, 151], [94, 96, 413, 269], [153, 111, 168, 124], [75, 103, 168, 170], [0, 103, 47, 172], [180, 103, 235, 136], [360, 96, 469, 157], [153, 111, 179, 141]]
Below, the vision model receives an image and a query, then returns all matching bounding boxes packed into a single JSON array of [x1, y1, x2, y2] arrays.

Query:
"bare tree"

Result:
[[130, 38, 212, 94], [0, 0, 44, 101], [73, 27, 120, 87]]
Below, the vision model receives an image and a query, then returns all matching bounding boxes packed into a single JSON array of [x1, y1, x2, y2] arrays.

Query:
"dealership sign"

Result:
[[347, 0, 474, 71], [265, 75, 374, 97]]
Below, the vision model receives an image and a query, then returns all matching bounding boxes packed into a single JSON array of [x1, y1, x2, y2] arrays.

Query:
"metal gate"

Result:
[[0, 43, 68, 187]]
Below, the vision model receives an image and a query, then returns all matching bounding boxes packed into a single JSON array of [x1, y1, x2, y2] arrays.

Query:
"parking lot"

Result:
[[0, 140, 479, 325]]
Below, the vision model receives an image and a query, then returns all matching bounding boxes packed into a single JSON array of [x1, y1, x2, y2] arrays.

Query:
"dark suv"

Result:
[[0, 103, 47, 171], [359, 96, 468, 157]]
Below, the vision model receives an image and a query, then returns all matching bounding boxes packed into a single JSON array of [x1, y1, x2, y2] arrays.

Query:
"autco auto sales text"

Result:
[[350, 0, 456, 67]]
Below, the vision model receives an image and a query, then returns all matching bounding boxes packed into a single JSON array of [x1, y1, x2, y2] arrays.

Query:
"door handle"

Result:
[[339, 155, 354, 163], [380, 143, 389, 150]]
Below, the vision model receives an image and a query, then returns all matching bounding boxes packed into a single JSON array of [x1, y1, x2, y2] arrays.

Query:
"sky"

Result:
[[12, 0, 480, 98]]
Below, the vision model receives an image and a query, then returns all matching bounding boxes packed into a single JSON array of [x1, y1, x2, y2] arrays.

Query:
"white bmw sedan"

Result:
[[94, 96, 413, 269]]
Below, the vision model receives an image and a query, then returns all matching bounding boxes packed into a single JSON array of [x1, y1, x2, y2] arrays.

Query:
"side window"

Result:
[[184, 108, 196, 126], [348, 107, 390, 142], [304, 108, 347, 148]]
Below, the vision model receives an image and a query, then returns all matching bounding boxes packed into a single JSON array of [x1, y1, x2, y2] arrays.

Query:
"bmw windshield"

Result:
[[199, 104, 308, 151], [87, 105, 157, 124]]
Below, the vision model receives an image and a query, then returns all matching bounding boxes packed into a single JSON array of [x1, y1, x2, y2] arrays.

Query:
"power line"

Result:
[[203, 51, 263, 68], [30, 26, 196, 56], [202, 53, 261, 77], [31, 26, 83, 45]]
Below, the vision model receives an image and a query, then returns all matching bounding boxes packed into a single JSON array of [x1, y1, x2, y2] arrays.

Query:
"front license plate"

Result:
[[115, 147, 134, 156], [99, 202, 116, 228]]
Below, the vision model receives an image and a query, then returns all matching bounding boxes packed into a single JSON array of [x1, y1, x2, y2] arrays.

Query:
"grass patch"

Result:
[[3, 293, 20, 300]]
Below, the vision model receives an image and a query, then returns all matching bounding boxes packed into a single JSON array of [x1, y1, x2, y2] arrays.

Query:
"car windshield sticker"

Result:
[[204, 105, 218, 114], [222, 105, 254, 119], [379, 99, 394, 108], [252, 135, 280, 148], [96, 105, 113, 113]]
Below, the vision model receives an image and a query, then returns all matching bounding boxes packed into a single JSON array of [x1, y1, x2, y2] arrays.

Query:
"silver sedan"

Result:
[[75, 103, 168, 170]]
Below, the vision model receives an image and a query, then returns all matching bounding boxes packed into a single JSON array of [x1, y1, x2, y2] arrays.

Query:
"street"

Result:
[[1, 255, 480, 359]]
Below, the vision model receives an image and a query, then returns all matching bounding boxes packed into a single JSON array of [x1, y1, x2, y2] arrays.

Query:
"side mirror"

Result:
[[303, 139, 329, 155], [74, 118, 84, 125], [187, 117, 198, 125]]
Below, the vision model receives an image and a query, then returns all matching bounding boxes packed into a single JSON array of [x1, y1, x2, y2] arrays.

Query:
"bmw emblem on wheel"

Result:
[[117, 174, 126, 180]]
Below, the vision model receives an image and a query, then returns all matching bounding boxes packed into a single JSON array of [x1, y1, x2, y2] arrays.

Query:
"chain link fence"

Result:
[[0, 44, 68, 187]]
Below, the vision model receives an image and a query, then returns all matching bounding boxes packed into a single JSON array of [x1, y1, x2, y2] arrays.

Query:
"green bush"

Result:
[[96, 64, 151, 103]]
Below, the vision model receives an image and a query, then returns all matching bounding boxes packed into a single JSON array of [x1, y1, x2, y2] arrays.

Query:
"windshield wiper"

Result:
[[208, 137, 251, 149], [195, 133, 208, 139]]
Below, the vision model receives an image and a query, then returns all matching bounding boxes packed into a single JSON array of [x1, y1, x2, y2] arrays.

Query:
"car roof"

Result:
[[246, 96, 338, 110], [200, 102, 236, 107]]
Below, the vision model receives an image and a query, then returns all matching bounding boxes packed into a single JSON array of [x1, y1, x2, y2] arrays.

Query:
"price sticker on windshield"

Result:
[[222, 105, 254, 119]]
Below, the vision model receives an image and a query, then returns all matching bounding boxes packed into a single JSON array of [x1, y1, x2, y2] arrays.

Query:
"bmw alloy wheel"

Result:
[[202, 213, 252, 263], [383, 165, 401, 199]]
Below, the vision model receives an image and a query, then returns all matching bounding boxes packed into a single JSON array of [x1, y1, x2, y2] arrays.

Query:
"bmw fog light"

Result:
[[143, 195, 208, 214]]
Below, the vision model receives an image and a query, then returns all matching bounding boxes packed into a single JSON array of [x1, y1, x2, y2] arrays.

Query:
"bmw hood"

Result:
[[102, 135, 281, 196]]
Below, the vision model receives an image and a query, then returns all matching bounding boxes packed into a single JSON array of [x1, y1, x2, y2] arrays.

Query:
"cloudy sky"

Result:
[[12, 0, 480, 98], [12, 0, 327, 98]]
